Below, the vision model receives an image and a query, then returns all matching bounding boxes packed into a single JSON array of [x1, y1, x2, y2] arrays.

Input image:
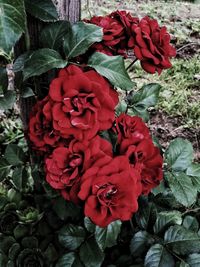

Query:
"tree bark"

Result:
[[15, 0, 81, 131]]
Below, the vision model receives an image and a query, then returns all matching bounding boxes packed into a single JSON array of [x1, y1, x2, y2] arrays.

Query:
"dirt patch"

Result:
[[149, 110, 200, 161]]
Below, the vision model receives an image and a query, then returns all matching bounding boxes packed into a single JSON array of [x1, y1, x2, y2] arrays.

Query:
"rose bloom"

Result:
[[130, 16, 176, 74], [115, 113, 150, 151], [78, 156, 141, 227], [45, 136, 113, 204], [28, 96, 61, 152], [115, 114, 163, 195], [49, 65, 118, 140], [126, 139, 163, 195], [85, 13, 127, 56]]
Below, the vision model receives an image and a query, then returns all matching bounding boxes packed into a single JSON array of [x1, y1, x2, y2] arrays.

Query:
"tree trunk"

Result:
[[15, 0, 81, 131]]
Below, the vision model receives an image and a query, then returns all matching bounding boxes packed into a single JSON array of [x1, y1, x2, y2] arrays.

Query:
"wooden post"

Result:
[[15, 0, 81, 131]]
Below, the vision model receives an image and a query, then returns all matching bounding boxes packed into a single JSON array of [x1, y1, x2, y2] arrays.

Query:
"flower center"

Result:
[[97, 183, 118, 206]]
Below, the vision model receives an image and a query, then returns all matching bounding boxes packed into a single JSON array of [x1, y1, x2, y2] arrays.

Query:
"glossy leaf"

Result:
[[84, 217, 96, 233], [153, 211, 182, 234], [165, 138, 193, 171], [56, 252, 83, 267], [23, 48, 67, 80], [95, 220, 122, 250], [79, 237, 104, 267], [58, 224, 86, 250], [187, 253, 200, 267], [164, 225, 200, 255], [0, 0, 26, 53], [186, 164, 200, 192], [5, 144, 25, 166], [64, 22, 103, 58], [183, 216, 199, 232], [12, 167, 28, 191], [166, 172, 197, 207], [88, 52, 134, 90], [40, 21, 71, 50], [130, 231, 154, 257], [0, 158, 11, 181], [144, 244, 175, 267], [25, 0, 58, 21], [0, 91, 16, 110]]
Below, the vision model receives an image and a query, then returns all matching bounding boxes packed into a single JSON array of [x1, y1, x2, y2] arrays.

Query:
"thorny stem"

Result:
[[126, 58, 138, 71], [182, 207, 200, 216], [176, 42, 199, 52]]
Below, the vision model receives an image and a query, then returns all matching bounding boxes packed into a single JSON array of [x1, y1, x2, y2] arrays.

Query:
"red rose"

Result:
[[126, 140, 163, 195], [86, 14, 127, 56], [130, 16, 176, 74], [78, 156, 141, 227], [49, 65, 118, 140], [45, 136, 113, 204], [28, 96, 61, 152], [115, 113, 150, 153]]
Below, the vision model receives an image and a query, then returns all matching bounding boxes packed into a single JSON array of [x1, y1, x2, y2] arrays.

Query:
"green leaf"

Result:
[[0, 235, 15, 254], [0, 67, 8, 93], [23, 48, 67, 80], [135, 198, 157, 230], [14, 225, 29, 240], [128, 105, 149, 122], [153, 211, 182, 234], [79, 237, 104, 267], [13, 51, 33, 72], [56, 252, 83, 267], [0, 91, 16, 110], [166, 172, 197, 207], [130, 231, 154, 257], [0, 158, 11, 181], [58, 224, 86, 250], [0, 0, 26, 53], [21, 87, 35, 98], [164, 225, 200, 255], [178, 261, 190, 267], [95, 220, 122, 250], [130, 83, 161, 108], [24, 0, 58, 21], [0, 253, 7, 266], [165, 138, 194, 171], [183, 216, 199, 232], [144, 244, 175, 267], [115, 100, 127, 116], [8, 243, 20, 260], [187, 253, 200, 266], [12, 167, 28, 191], [84, 217, 96, 233], [5, 144, 25, 165], [64, 22, 103, 58], [21, 237, 38, 249], [88, 52, 134, 90], [40, 21, 71, 50], [186, 164, 200, 192]]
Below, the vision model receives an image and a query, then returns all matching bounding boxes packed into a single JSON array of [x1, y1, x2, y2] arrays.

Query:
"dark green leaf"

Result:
[[21, 237, 38, 249], [53, 198, 81, 221], [88, 52, 134, 90], [0, 158, 11, 181], [14, 225, 29, 240], [95, 220, 122, 250], [0, 0, 26, 53], [128, 105, 149, 122], [64, 22, 103, 58], [5, 144, 25, 165], [79, 237, 104, 267], [59, 224, 86, 250], [152, 180, 166, 196], [0, 253, 7, 266], [0, 67, 8, 93], [40, 21, 71, 50], [25, 0, 58, 21], [164, 225, 200, 255], [187, 253, 200, 266], [130, 231, 154, 257], [130, 83, 161, 108], [153, 211, 182, 234], [44, 244, 58, 263], [12, 167, 28, 191], [13, 51, 33, 72], [0, 235, 15, 254], [166, 172, 197, 207], [186, 164, 200, 192], [0, 91, 16, 110], [144, 244, 175, 267], [165, 138, 194, 171], [56, 252, 83, 267], [178, 261, 189, 267], [183, 216, 199, 232], [8, 243, 20, 260], [84, 217, 95, 233], [135, 198, 157, 230], [21, 87, 35, 98], [115, 100, 127, 115], [23, 48, 67, 80]]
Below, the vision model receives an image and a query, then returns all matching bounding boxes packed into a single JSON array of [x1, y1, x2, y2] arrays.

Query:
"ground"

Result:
[[82, 0, 200, 160]]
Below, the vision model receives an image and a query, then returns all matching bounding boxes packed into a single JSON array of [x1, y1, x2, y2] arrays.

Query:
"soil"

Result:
[[150, 110, 200, 161]]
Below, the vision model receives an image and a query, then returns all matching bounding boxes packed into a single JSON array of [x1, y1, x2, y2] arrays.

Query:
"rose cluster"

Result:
[[28, 64, 163, 227], [85, 11, 176, 74]]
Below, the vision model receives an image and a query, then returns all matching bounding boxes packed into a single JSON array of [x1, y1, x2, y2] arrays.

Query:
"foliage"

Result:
[[0, 0, 200, 267]]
